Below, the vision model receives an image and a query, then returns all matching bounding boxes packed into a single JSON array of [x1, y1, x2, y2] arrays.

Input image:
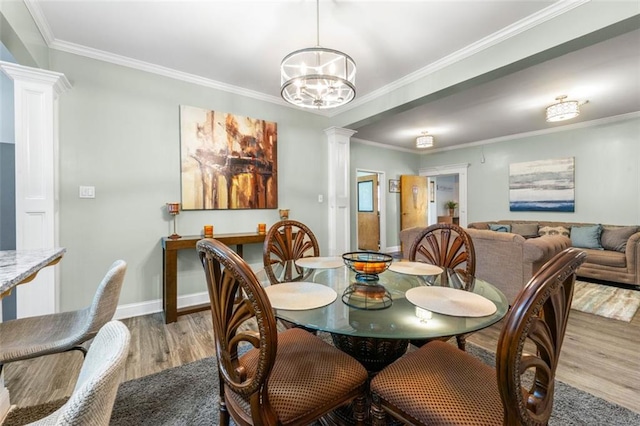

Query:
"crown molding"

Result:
[[24, 0, 585, 117], [351, 137, 417, 154], [423, 111, 640, 154], [329, 0, 589, 116], [23, 0, 55, 45]]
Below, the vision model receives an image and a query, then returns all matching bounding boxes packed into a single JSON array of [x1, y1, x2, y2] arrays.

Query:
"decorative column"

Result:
[[0, 62, 71, 318], [324, 127, 356, 256]]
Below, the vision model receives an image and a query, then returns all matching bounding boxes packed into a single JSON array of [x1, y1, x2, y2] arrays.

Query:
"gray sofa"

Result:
[[399, 226, 570, 304], [468, 221, 640, 287]]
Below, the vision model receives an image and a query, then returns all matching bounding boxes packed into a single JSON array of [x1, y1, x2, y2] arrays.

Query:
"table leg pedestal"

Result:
[[325, 334, 408, 425]]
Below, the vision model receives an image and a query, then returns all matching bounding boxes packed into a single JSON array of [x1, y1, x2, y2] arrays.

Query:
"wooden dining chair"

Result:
[[198, 238, 368, 426], [263, 219, 320, 285], [263, 220, 320, 332], [409, 223, 476, 349], [370, 247, 587, 426]]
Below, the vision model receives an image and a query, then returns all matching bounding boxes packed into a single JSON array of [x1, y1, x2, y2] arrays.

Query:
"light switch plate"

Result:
[[79, 186, 95, 198]]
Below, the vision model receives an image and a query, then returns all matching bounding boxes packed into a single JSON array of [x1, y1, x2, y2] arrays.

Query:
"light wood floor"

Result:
[[4, 306, 640, 416]]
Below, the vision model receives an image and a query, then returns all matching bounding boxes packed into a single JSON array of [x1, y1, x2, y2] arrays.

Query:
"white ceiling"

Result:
[[26, 0, 640, 151]]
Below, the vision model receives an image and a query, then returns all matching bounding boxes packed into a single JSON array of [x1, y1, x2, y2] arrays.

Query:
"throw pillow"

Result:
[[489, 223, 511, 233], [511, 223, 539, 237], [571, 224, 604, 250], [601, 226, 638, 252], [538, 226, 570, 237]]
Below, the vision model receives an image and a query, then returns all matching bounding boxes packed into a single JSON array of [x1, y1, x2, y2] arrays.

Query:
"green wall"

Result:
[[350, 141, 419, 250], [420, 117, 640, 226], [50, 50, 331, 311]]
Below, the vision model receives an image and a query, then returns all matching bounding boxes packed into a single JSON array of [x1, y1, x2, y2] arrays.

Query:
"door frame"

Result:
[[355, 168, 386, 252], [419, 163, 469, 227]]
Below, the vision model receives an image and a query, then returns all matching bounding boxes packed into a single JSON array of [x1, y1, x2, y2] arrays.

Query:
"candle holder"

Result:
[[166, 202, 181, 239]]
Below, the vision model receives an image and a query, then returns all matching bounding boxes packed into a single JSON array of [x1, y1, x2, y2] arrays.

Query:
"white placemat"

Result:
[[389, 261, 443, 276], [265, 282, 337, 310], [405, 286, 497, 317], [295, 256, 344, 269]]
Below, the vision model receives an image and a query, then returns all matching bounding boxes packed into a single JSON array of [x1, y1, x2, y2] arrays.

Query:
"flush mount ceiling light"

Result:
[[280, 0, 356, 109], [546, 95, 580, 122], [416, 131, 434, 149]]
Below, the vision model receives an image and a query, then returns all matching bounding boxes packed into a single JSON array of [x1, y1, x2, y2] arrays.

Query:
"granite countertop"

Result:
[[0, 248, 66, 295]]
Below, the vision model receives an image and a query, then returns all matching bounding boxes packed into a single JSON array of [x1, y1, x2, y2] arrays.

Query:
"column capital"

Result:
[[0, 61, 71, 95], [323, 127, 357, 139]]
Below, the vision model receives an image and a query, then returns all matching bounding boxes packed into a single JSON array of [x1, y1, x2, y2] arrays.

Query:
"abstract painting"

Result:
[[509, 157, 575, 212], [180, 105, 277, 210]]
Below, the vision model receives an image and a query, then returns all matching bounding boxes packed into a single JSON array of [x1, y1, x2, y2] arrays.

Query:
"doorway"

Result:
[[420, 163, 469, 227], [355, 169, 386, 251]]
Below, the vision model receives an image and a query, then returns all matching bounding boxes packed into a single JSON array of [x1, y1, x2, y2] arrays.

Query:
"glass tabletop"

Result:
[[260, 262, 509, 340]]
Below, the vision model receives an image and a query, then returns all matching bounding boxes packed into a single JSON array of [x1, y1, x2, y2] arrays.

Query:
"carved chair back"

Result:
[[198, 238, 279, 425], [497, 247, 587, 424], [409, 223, 476, 279], [263, 220, 320, 285]]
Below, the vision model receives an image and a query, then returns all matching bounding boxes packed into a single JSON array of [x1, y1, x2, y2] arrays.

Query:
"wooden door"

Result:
[[400, 175, 428, 230], [357, 174, 380, 251]]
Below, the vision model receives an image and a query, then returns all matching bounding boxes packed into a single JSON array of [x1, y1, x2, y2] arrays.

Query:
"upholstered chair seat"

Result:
[[227, 328, 369, 425], [370, 247, 587, 426]]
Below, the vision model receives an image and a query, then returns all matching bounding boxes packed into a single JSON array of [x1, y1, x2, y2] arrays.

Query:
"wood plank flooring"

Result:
[[3, 306, 640, 416]]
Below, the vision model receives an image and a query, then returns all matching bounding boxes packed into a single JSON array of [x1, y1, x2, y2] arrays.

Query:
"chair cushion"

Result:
[[539, 225, 570, 237], [601, 226, 638, 252], [489, 223, 511, 232], [511, 222, 539, 237], [370, 340, 503, 425], [229, 328, 368, 425], [571, 224, 604, 250], [582, 248, 627, 268]]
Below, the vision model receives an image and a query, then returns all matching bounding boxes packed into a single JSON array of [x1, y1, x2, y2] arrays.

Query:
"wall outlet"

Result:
[[79, 186, 95, 198]]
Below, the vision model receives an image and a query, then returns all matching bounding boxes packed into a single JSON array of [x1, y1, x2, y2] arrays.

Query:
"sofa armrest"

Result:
[[625, 232, 640, 280], [523, 235, 571, 263]]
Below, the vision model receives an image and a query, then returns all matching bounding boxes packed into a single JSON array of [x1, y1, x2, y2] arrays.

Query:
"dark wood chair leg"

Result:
[[456, 334, 467, 351], [370, 394, 387, 426]]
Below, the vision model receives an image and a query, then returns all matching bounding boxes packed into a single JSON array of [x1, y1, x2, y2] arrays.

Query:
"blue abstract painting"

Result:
[[509, 157, 575, 212]]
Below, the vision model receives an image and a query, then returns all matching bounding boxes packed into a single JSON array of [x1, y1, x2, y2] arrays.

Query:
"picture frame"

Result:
[[389, 179, 400, 193], [509, 157, 575, 212], [179, 105, 278, 210]]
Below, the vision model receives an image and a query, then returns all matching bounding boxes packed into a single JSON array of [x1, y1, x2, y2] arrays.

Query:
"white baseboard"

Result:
[[384, 245, 401, 254], [114, 291, 210, 320], [114, 261, 263, 320]]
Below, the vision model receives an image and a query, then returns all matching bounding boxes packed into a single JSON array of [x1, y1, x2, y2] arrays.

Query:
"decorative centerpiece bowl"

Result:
[[342, 252, 394, 310], [342, 251, 393, 281]]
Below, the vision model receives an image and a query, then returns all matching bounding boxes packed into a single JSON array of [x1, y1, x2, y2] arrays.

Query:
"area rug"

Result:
[[571, 280, 640, 322], [4, 342, 639, 426]]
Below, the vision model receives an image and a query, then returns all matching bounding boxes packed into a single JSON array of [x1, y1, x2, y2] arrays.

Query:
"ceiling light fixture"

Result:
[[280, 0, 356, 109], [416, 131, 434, 149], [546, 95, 580, 122]]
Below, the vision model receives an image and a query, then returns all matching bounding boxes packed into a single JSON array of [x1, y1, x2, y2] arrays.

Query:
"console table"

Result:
[[162, 233, 266, 323]]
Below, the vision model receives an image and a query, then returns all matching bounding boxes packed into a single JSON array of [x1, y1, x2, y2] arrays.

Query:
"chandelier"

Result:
[[416, 132, 434, 149], [546, 95, 580, 122], [280, 0, 356, 109]]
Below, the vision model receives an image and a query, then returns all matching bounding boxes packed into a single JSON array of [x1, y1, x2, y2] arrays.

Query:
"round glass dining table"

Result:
[[260, 260, 509, 372]]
